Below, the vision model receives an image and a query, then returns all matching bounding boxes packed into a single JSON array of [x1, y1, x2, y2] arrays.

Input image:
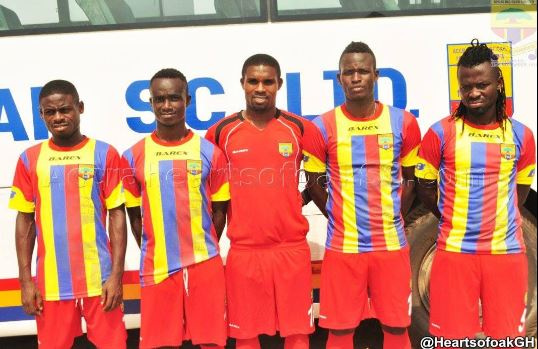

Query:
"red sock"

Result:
[[326, 332, 354, 349], [284, 334, 309, 349], [235, 337, 261, 349], [382, 329, 411, 349]]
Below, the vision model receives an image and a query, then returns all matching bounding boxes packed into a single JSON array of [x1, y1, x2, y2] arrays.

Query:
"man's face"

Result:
[[150, 78, 190, 128], [241, 65, 282, 112], [338, 52, 378, 102], [40, 93, 83, 140], [458, 61, 502, 118]]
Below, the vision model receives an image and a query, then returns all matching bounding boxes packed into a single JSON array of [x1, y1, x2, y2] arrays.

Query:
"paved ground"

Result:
[[0, 319, 384, 348]]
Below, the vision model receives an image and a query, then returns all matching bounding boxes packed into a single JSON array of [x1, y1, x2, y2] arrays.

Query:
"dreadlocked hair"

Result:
[[452, 39, 509, 137]]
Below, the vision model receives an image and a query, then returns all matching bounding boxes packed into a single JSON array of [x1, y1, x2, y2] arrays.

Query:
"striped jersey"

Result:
[[415, 116, 536, 254], [206, 110, 321, 248], [9, 137, 124, 301], [121, 131, 229, 286], [304, 102, 421, 253]]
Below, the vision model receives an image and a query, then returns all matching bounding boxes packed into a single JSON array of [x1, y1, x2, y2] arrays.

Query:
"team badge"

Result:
[[416, 163, 426, 171], [279, 143, 293, 157], [378, 134, 394, 150], [78, 165, 94, 180], [500, 143, 516, 160], [186, 160, 202, 175]]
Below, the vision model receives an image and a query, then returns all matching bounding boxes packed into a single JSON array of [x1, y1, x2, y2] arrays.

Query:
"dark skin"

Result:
[[17, 93, 127, 314], [127, 77, 227, 348], [240, 64, 283, 129], [307, 52, 413, 336], [418, 61, 530, 219]]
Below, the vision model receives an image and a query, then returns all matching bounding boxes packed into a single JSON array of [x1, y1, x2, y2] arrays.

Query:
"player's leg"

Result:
[[225, 247, 276, 344], [481, 253, 527, 338], [35, 299, 82, 349], [80, 296, 126, 349], [428, 250, 481, 338], [139, 272, 185, 348], [273, 242, 313, 349], [183, 256, 227, 348], [367, 247, 412, 349], [319, 249, 369, 349]]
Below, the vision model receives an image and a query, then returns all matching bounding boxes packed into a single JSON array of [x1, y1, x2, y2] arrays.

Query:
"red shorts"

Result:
[[36, 296, 126, 349], [429, 250, 528, 338], [319, 247, 411, 329], [225, 242, 314, 338], [139, 256, 226, 348]]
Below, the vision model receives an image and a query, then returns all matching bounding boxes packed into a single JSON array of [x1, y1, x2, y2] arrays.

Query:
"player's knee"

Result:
[[329, 328, 355, 336], [381, 324, 407, 335]]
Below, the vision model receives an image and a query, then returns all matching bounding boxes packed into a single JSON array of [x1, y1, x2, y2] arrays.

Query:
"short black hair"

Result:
[[241, 54, 281, 79], [150, 68, 189, 95], [339, 41, 377, 70], [39, 80, 79, 103]]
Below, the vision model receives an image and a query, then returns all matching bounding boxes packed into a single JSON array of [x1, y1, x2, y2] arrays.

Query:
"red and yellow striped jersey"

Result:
[[121, 131, 229, 286], [304, 102, 421, 253], [9, 138, 124, 301], [415, 116, 536, 254]]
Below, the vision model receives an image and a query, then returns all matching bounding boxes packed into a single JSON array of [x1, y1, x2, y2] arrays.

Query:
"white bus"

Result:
[[1, 0, 536, 345]]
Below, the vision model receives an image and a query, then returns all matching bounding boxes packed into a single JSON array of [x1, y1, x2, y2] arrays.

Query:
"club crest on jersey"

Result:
[[279, 143, 293, 157], [78, 165, 94, 180], [187, 160, 202, 175], [378, 134, 394, 150], [500, 143, 516, 160]]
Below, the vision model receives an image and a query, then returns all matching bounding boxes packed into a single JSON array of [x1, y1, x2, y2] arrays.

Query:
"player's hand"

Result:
[[101, 274, 123, 312], [20, 280, 43, 316]]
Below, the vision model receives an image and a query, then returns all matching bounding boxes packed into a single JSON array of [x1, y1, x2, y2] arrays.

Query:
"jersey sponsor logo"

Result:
[[348, 125, 379, 132], [78, 165, 95, 180], [279, 143, 293, 157], [155, 150, 188, 156], [501, 143, 516, 160], [48, 155, 81, 161], [468, 132, 501, 139], [187, 160, 202, 175], [378, 133, 394, 150]]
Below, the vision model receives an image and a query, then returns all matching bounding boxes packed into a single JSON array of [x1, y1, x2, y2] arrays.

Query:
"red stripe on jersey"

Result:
[[438, 125, 456, 251], [476, 143, 501, 253], [365, 135, 386, 250], [326, 114, 345, 249], [64, 164, 87, 295], [177, 159, 194, 266]]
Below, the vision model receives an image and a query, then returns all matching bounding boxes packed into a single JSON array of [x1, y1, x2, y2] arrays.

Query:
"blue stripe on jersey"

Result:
[[462, 142, 487, 253], [388, 107, 407, 246], [200, 140, 218, 257], [50, 165, 73, 299], [93, 142, 112, 283], [159, 160, 181, 274], [352, 135, 372, 252]]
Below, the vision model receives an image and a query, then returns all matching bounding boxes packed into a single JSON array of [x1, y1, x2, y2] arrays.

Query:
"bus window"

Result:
[[273, 0, 493, 18], [0, 0, 265, 36]]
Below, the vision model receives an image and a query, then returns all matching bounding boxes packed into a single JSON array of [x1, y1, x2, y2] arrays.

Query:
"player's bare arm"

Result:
[[15, 212, 42, 316], [101, 205, 127, 311], [416, 178, 441, 219], [517, 184, 531, 211], [126, 206, 142, 248], [306, 171, 328, 218], [211, 200, 229, 240], [400, 166, 416, 217]]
